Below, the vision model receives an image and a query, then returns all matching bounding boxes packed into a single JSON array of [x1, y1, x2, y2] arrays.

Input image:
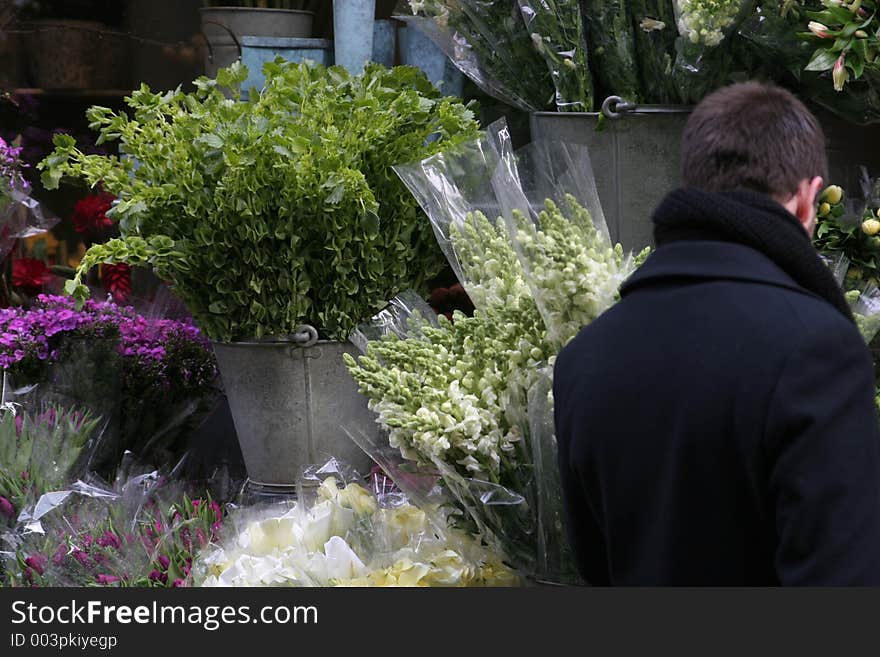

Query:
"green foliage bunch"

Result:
[[39, 61, 480, 341]]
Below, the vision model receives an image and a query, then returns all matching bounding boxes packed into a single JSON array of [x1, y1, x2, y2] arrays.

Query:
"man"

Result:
[[553, 82, 880, 585]]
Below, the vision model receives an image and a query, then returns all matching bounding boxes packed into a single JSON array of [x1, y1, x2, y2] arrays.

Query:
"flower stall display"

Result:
[[195, 469, 517, 587], [346, 129, 649, 582], [38, 60, 480, 488], [0, 295, 217, 471]]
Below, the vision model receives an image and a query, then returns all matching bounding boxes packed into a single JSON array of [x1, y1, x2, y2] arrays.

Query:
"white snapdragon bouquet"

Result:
[[345, 126, 649, 582]]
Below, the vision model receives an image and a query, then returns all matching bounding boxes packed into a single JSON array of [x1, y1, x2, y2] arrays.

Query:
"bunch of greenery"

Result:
[[39, 61, 480, 341]]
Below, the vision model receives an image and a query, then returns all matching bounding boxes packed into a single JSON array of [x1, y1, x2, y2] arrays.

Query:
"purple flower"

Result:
[[96, 574, 120, 585], [172, 579, 185, 587], [72, 549, 91, 568], [24, 553, 47, 575], [52, 544, 67, 566], [157, 555, 170, 570], [149, 569, 168, 584], [96, 531, 122, 550], [0, 495, 14, 518]]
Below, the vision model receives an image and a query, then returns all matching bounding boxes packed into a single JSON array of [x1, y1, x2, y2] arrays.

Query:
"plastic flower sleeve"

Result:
[[671, 0, 757, 103], [349, 290, 439, 356], [396, 2, 555, 111], [516, 0, 594, 111], [0, 136, 58, 263], [821, 251, 851, 288], [527, 366, 581, 584], [0, 378, 110, 536], [394, 120, 520, 310]]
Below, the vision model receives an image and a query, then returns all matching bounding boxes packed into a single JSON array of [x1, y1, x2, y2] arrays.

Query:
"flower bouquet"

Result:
[[0, 392, 107, 533], [398, 0, 572, 111], [670, 0, 758, 102], [194, 462, 516, 587], [2, 459, 227, 587], [345, 124, 648, 582]]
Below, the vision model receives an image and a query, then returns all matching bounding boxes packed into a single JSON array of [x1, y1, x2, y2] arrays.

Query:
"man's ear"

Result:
[[793, 176, 824, 236]]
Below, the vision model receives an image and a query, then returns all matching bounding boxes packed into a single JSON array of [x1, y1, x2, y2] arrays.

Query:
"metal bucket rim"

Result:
[[199, 7, 315, 17], [212, 338, 351, 348], [532, 107, 693, 119]]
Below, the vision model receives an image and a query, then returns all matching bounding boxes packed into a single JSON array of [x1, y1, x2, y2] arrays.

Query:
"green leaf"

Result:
[[197, 134, 224, 149], [805, 48, 839, 72]]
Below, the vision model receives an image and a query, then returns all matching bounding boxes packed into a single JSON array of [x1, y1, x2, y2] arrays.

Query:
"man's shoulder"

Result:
[[559, 274, 861, 372]]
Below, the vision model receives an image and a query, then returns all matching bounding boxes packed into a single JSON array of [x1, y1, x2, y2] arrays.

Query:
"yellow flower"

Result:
[[820, 185, 843, 205], [862, 219, 880, 236], [340, 483, 378, 517], [317, 476, 340, 502], [389, 559, 431, 586], [384, 505, 429, 547], [423, 550, 472, 586]]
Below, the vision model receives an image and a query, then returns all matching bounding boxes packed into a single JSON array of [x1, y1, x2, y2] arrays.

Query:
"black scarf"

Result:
[[652, 187, 854, 322]]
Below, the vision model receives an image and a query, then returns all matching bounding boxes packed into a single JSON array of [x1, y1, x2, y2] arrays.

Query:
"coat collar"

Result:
[[621, 240, 820, 300]]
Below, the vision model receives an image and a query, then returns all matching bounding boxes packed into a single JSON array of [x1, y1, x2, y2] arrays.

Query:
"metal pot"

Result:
[[531, 97, 880, 250], [26, 19, 128, 89], [212, 326, 375, 492], [200, 7, 314, 78]]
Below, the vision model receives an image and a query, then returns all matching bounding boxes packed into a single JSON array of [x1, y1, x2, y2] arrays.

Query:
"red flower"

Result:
[[12, 257, 50, 294], [71, 191, 115, 234], [102, 263, 131, 303]]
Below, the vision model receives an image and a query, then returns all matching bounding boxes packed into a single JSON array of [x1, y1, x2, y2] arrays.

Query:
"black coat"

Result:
[[553, 239, 880, 585]]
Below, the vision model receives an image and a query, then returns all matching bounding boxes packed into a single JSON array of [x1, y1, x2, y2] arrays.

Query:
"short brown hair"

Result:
[[681, 82, 828, 199]]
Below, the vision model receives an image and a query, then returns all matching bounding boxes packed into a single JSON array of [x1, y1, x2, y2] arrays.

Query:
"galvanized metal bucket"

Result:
[[212, 327, 375, 492], [531, 98, 880, 251]]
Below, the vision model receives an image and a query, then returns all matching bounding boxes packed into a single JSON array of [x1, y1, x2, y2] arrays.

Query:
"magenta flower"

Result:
[[96, 531, 122, 550], [157, 555, 170, 570], [172, 579, 185, 587], [25, 553, 47, 575], [72, 549, 91, 568], [149, 570, 168, 585], [96, 574, 120, 585], [52, 544, 67, 566], [0, 495, 14, 519]]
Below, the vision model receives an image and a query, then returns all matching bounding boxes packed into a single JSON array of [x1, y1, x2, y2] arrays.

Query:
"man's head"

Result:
[[681, 82, 828, 235]]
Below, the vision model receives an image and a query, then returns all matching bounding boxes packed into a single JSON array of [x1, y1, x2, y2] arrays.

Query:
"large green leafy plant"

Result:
[[39, 61, 480, 341]]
